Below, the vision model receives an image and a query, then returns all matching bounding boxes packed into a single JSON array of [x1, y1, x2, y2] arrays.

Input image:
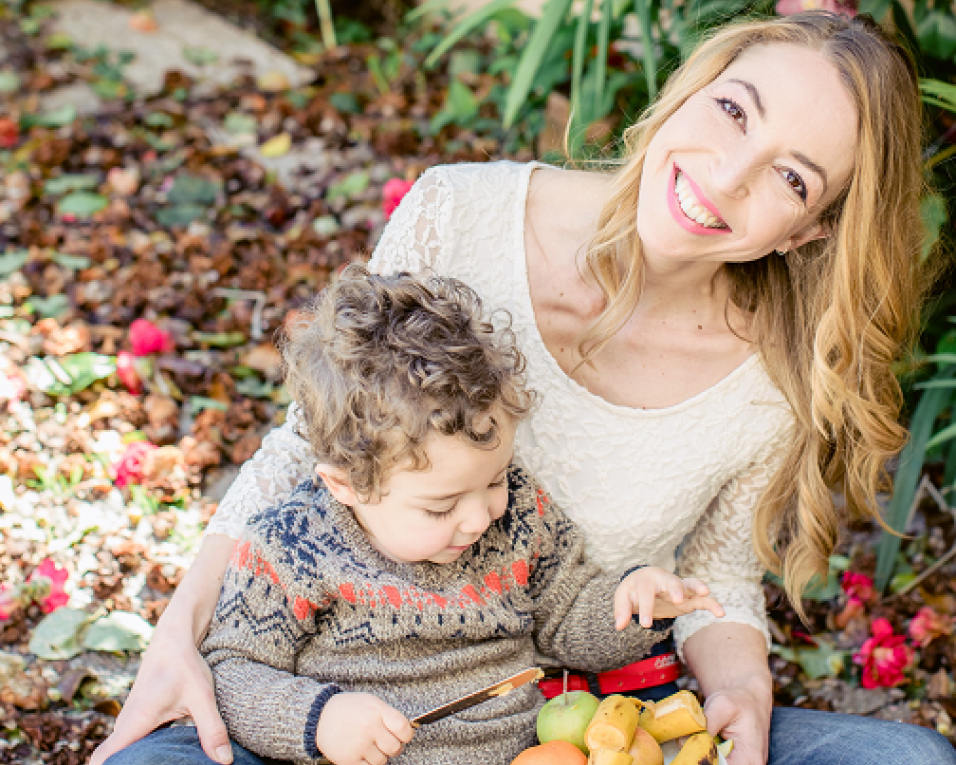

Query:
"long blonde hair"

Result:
[[580, 11, 926, 615]]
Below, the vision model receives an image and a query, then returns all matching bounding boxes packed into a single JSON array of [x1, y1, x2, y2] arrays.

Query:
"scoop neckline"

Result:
[[512, 161, 760, 419]]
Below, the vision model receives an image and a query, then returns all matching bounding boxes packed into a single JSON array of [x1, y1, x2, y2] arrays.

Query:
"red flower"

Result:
[[129, 319, 174, 357], [113, 440, 158, 488], [0, 118, 18, 149], [382, 178, 414, 219], [841, 571, 875, 606], [117, 351, 142, 394], [776, 0, 856, 15], [27, 559, 69, 614], [908, 606, 955, 648], [853, 618, 914, 689]]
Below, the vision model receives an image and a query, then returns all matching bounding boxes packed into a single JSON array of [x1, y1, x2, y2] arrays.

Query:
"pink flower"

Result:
[[382, 178, 414, 219], [775, 0, 856, 15], [853, 618, 914, 689], [117, 351, 143, 394], [0, 584, 19, 620], [129, 319, 173, 357], [841, 571, 875, 606], [113, 440, 158, 488], [27, 559, 69, 614], [908, 606, 955, 648]]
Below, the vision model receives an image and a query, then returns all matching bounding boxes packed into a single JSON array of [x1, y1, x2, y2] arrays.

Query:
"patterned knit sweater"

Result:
[[200, 466, 672, 765]]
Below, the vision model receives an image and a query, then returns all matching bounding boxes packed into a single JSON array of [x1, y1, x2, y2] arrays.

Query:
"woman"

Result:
[[93, 11, 955, 765]]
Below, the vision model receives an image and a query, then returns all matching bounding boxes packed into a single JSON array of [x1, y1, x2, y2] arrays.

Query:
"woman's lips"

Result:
[[667, 165, 732, 236]]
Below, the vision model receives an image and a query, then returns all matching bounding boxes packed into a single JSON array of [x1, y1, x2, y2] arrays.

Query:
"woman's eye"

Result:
[[489, 478, 507, 489], [717, 98, 746, 130], [781, 168, 807, 201]]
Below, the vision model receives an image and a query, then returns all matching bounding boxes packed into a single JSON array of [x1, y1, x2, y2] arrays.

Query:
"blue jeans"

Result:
[[106, 708, 955, 765]]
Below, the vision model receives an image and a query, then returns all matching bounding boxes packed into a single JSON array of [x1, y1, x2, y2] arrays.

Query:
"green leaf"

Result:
[[191, 331, 247, 347], [633, 0, 658, 100], [0, 72, 20, 94], [0, 249, 29, 277], [223, 112, 258, 136], [326, 171, 370, 203], [570, 0, 595, 127], [328, 92, 360, 114], [155, 204, 207, 228], [405, 0, 452, 23], [917, 10, 956, 60], [43, 173, 100, 197], [589, 0, 612, 127], [23, 104, 77, 128], [28, 608, 95, 660], [167, 173, 219, 205], [57, 192, 108, 218], [859, 0, 891, 12], [82, 611, 154, 653], [190, 396, 230, 412], [503, 0, 575, 128], [51, 252, 92, 271], [182, 45, 220, 66], [43, 32, 73, 51], [423, 0, 515, 68], [876, 380, 954, 590], [24, 353, 117, 396], [29, 294, 70, 319]]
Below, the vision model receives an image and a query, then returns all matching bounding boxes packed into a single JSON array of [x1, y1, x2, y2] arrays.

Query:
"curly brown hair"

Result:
[[280, 265, 535, 501]]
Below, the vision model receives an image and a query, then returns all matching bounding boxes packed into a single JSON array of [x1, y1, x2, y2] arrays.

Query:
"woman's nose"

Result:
[[710, 145, 756, 199]]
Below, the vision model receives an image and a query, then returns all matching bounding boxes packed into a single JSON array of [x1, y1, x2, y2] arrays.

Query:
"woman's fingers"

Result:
[[189, 687, 234, 764]]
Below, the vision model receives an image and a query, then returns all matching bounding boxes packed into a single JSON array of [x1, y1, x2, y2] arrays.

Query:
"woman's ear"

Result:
[[315, 465, 359, 506], [785, 220, 828, 251]]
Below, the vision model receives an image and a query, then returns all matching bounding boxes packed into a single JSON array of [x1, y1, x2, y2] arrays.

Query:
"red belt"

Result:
[[538, 653, 681, 699]]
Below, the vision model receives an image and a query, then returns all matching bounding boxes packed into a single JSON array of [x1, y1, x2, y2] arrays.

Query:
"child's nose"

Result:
[[457, 498, 495, 535]]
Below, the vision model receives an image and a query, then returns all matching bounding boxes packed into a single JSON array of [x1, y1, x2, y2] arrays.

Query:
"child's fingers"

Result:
[[381, 706, 415, 744], [612, 582, 637, 631], [686, 595, 724, 619], [682, 577, 710, 597], [637, 584, 657, 629]]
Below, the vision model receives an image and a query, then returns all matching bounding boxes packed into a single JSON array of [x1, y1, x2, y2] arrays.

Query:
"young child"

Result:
[[108, 266, 723, 765]]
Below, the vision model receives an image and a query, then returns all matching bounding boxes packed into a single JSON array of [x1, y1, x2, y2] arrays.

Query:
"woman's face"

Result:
[[637, 43, 858, 266]]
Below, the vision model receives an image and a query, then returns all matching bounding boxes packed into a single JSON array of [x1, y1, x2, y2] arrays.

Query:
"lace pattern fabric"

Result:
[[209, 161, 796, 655]]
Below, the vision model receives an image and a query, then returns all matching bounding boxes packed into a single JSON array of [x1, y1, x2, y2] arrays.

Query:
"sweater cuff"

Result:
[[619, 565, 675, 633], [304, 684, 343, 759]]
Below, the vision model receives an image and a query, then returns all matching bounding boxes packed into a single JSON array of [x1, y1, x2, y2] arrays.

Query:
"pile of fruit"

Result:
[[513, 689, 732, 765]]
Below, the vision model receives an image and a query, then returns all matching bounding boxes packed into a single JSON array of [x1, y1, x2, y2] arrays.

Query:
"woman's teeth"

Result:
[[675, 171, 728, 229]]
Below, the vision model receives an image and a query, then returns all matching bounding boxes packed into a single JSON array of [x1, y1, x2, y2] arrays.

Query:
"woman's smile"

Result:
[[668, 164, 732, 235]]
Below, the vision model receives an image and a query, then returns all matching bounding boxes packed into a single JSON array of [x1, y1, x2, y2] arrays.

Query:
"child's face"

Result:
[[321, 417, 517, 565]]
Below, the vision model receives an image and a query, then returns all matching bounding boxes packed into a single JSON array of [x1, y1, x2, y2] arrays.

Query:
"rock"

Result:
[[49, 0, 313, 95]]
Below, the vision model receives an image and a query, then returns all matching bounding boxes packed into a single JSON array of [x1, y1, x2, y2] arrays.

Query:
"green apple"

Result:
[[536, 690, 601, 755]]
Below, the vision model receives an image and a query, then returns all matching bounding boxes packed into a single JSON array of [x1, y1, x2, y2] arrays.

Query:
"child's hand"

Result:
[[613, 567, 725, 630], [316, 692, 414, 765]]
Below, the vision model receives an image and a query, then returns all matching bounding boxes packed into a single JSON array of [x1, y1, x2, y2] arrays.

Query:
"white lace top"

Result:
[[209, 161, 796, 656]]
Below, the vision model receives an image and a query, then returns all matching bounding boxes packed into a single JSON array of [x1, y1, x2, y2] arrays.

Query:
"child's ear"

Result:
[[315, 465, 359, 506]]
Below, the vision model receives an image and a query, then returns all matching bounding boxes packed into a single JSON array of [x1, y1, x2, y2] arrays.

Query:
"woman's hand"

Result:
[[703, 678, 772, 765], [613, 567, 725, 629], [89, 534, 239, 765], [682, 623, 773, 765], [88, 623, 233, 765]]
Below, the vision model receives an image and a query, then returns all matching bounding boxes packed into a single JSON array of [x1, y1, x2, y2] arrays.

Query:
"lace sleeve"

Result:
[[367, 167, 453, 276], [672, 436, 790, 658], [204, 405, 314, 539]]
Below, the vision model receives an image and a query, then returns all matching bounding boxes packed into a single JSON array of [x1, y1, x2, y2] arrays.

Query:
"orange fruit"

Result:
[[511, 740, 588, 765]]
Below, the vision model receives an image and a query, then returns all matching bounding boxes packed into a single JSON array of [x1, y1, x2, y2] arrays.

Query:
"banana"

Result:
[[585, 695, 639, 752], [588, 751, 634, 765], [625, 727, 664, 765], [636, 690, 706, 743], [669, 732, 718, 765]]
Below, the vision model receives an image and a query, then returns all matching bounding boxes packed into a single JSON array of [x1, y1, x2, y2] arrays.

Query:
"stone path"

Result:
[[49, 0, 312, 96]]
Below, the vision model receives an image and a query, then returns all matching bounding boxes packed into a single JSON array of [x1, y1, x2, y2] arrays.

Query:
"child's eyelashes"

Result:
[[422, 505, 456, 519]]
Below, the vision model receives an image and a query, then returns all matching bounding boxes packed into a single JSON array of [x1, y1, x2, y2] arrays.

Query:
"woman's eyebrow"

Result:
[[791, 151, 828, 196], [726, 78, 766, 118]]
